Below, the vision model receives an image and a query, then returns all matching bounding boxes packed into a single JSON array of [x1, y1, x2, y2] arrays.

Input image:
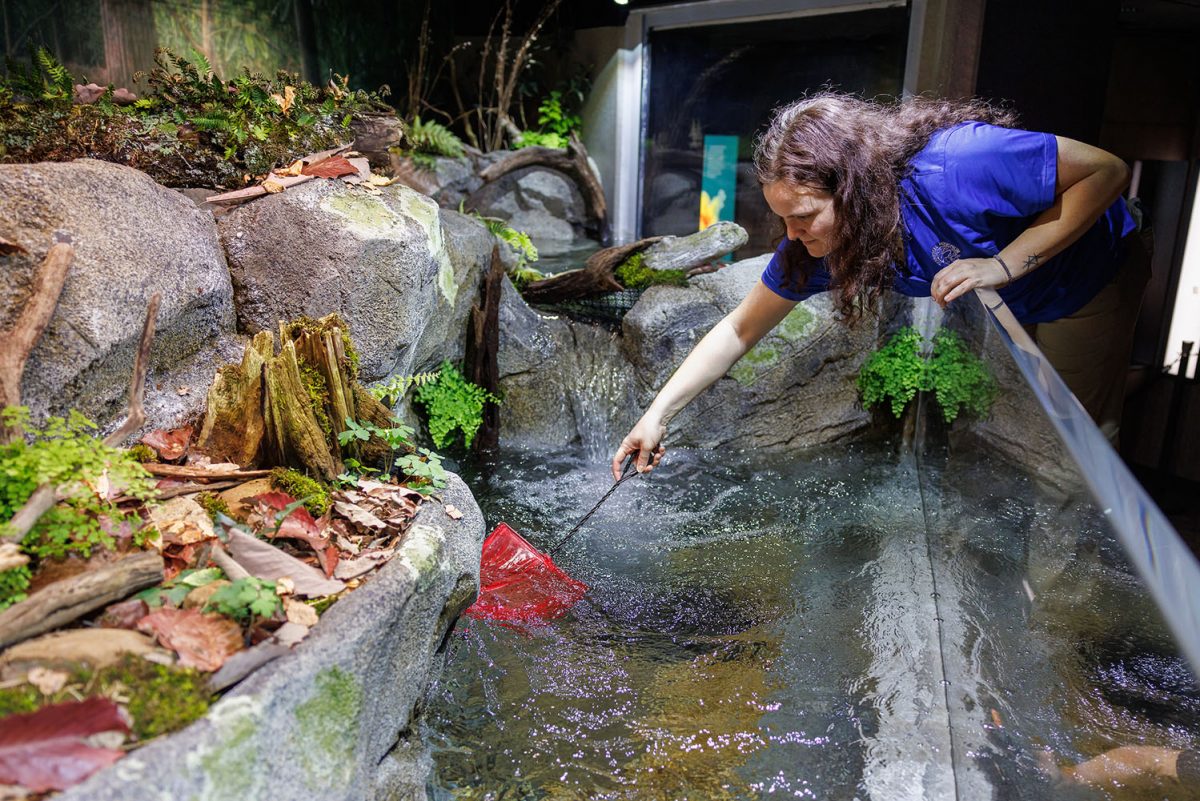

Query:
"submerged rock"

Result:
[[641, 221, 749, 272], [219, 180, 493, 380], [0, 159, 238, 431]]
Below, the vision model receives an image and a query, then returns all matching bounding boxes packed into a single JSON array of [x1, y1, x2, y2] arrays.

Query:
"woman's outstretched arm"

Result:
[[611, 280, 798, 479]]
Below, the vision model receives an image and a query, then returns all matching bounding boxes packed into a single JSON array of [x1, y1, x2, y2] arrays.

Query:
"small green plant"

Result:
[[857, 327, 996, 423], [458, 202, 544, 286], [195, 491, 231, 522], [404, 115, 466, 160], [926, 329, 998, 423], [413, 360, 501, 450], [857, 327, 927, 419], [614, 252, 689, 290], [205, 577, 282, 623], [369, 370, 442, 408], [0, 564, 32, 611], [0, 407, 156, 608], [514, 90, 580, 150], [338, 417, 447, 489], [136, 567, 224, 608], [268, 467, 330, 516]]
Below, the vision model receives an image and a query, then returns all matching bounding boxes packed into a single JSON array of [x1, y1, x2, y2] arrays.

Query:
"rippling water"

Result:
[[419, 442, 1200, 801]]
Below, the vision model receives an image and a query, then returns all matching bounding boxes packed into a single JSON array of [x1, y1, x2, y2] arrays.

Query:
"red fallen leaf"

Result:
[[0, 235, 27, 256], [301, 155, 358, 178], [320, 544, 339, 579], [249, 492, 331, 558], [97, 597, 149, 629], [140, 426, 193, 462], [0, 697, 129, 792], [137, 608, 243, 671]]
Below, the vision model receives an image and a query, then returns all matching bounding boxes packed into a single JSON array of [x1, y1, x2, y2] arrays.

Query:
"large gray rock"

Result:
[[641, 221, 748, 272], [61, 472, 485, 801], [219, 181, 493, 380], [390, 155, 482, 211], [0, 159, 238, 431], [465, 166, 589, 257], [497, 278, 638, 456], [621, 255, 874, 449]]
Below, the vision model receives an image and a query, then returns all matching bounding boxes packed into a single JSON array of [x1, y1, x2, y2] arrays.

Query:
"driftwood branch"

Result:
[[479, 135, 610, 245], [1, 485, 56, 545], [140, 464, 272, 481], [103, 293, 160, 448], [0, 550, 164, 649], [0, 233, 74, 437], [520, 236, 666, 305], [206, 144, 351, 204]]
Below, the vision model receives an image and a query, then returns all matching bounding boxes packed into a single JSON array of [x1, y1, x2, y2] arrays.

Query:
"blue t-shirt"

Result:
[[761, 122, 1136, 323]]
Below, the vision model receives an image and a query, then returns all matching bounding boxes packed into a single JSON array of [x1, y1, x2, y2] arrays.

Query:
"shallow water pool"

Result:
[[420, 441, 1200, 800]]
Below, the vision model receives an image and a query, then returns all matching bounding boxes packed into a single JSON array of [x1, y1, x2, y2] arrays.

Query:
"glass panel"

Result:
[[640, 7, 908, 255]]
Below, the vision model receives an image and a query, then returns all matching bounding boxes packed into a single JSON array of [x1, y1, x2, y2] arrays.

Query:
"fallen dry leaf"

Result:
[[140, 426, 193, 461], [223, 529, 344, 598], [302, 156, 358, 179], [0, 697, 129, 792], [332, 549, 393, 581], [249, 492, 331, 562], [283, 597, 319, 627], [444, 504, 463, 520], [366, 173, 394, 187], [148, 497, 216, 546], [0, 236, 27, 257], [332, 500, 387, 532], [96, 598, 150, 630], [26, 668, 69, 695], [136, 608, 243, 672], [262, 178, 287, 193]]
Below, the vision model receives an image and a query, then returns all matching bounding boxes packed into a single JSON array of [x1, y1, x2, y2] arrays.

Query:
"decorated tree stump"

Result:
[[197, 314, 396, 480]]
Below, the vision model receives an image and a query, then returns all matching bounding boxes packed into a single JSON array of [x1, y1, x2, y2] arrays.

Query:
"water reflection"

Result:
[[420, 444, 1200, 800]]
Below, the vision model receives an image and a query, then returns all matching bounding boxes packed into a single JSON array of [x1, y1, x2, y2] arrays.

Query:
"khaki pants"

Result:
[[1025, 234, 1152, 443]]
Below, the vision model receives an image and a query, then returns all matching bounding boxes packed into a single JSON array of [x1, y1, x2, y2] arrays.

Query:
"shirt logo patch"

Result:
[[931, 242, 961, 268]]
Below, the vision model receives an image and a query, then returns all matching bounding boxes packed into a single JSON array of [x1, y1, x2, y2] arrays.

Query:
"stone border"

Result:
[[58, 473, 484, 801]]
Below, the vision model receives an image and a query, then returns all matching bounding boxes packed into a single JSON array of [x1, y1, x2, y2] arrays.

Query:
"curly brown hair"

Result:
[[754, 93, 1019, 322]]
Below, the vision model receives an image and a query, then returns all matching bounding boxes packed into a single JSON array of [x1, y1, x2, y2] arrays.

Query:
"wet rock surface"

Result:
[[219, 180, 492, 380], [58, 472, 485, 801], [0, 159, 238, 431], [496, 254, 873, 452]]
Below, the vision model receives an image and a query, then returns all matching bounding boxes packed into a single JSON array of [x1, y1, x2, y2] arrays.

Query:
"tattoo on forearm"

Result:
[[1023, 253, 1042, 273]]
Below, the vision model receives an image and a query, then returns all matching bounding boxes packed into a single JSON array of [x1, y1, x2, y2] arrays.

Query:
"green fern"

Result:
[[370, 370, 442, 408], [35, 48, 71, 99], [406, 116, 465, 159], [413, 361, 500, 450]]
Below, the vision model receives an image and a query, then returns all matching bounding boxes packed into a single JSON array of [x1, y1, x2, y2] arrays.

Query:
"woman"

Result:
[[612, 93, 1148, 480]]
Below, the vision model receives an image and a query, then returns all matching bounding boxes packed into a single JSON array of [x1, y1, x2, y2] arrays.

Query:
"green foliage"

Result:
[[926, 329, 998, 423], [195, 492, 231, 522], [338, 417, 446, 489], [269, 468, 330, 516], [136, 567, 224, 608], [857, 327, 927, 419], [856, 327, 996, 423], [514, 90, 580, 150], [205, 577, 282, 623], [0, 48, 391, 188], [127, 443, 159, 463], [614, 252, 689, 290], [0, 407, 156, 578], [0, 565, 31, 611], [369, 371, 442, 408], [404, 116, 465, 159], [413, 360, 501, 451], [457, 203, 545, 287]]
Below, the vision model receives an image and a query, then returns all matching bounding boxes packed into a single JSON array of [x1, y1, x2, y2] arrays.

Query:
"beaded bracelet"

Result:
[[993, 254, 1014, 285]]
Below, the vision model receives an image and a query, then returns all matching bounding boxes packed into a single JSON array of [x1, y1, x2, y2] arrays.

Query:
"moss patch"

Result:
[[728, 343, 780, 387], [615, 252, 689, 289], [126, 443, 159, 463], [291, 666, 363, 788], [198, 697, 263, 799], [774, 305, 817, 343], [323, 193, 395, 233], [195, 491, 231, 522], [269, 467, 331, 516]]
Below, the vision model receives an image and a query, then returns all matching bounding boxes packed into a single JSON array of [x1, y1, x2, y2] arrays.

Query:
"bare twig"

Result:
[[1, 484, 56, 545], [141, 464, 272, 481], [0, 232, 74, 437], [103, 293, 160, 448]]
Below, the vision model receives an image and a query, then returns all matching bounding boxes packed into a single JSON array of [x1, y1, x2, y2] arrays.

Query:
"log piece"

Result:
[[0, 551, 164, 649], [263, 338, 341, 481], [519, 236, 667, 305], [103, 293, 160, 448], [140, 464, 271, 481], [479, 135, 610, 245], [196, 330, 273, 465], [465, 246, 504, 451]]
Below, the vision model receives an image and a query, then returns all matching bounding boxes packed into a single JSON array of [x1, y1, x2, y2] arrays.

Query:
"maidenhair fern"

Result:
[[370, 370, 442, 408], [413, 361, 501, 450]]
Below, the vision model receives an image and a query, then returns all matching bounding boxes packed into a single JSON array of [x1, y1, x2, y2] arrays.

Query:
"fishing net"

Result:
[[464, 523, 589, 623]]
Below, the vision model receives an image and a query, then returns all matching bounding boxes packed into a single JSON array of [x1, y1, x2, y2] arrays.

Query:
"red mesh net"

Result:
[[464, 523, 588, 623]]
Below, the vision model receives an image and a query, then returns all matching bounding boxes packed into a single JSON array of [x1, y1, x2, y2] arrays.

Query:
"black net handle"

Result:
[[547, 456, 640, 555]]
